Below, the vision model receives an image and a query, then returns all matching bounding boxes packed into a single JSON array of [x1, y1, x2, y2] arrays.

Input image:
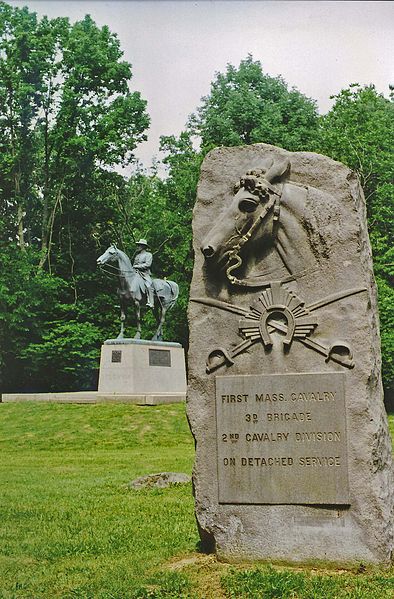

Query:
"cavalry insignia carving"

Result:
[[191, 283, 366, 373]]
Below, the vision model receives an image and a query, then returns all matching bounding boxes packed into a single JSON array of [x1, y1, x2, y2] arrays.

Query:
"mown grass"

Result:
[[221, 564, 394, 598], [0, 403, 393, 598], [0, 402, 197, 598]]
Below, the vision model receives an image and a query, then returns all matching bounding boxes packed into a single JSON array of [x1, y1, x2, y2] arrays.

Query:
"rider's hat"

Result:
[[136, 238, 148, 246]]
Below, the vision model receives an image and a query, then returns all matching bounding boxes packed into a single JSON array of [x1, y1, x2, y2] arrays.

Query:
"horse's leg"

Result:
[[158, 306, 167, 341], [134, 300, 141, 339], [150, 304, 160, 342], [152, 304, 166, 341], [151, 303, 161, 341], [117, 301, 126, 339]]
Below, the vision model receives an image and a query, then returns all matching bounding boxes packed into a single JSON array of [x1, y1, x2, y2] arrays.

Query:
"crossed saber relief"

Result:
[[191, 282, 367, 373]]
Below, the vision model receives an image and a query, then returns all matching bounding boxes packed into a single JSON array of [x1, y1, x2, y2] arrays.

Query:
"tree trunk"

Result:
[[15, 172, 25, 250]]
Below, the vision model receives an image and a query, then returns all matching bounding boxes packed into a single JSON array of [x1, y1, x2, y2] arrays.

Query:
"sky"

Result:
[[7, 0, 394, 171]]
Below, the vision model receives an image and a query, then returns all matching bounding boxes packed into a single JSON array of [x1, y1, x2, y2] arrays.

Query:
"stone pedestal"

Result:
[[98, 339, 186, 395]]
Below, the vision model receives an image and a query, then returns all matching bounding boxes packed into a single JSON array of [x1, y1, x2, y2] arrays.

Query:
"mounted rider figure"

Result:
[[132, 239, 155, 307]]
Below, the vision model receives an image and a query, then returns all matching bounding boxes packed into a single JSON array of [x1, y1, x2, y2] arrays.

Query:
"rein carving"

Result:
[[202, 157, 291, 289]]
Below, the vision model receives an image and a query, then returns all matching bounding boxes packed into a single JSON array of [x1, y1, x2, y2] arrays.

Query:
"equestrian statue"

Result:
[[97, 239, 179, 341]]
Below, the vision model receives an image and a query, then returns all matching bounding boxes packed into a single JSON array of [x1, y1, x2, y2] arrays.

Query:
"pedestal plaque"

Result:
[[149, 348, 171, 367], [216, 373, 348, 504]]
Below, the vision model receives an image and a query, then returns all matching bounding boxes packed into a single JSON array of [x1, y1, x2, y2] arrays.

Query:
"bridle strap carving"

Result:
[[225, 191, 279, 287]]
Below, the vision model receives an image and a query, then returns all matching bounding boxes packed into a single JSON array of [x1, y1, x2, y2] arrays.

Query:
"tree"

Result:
[[0, 3, 150, 391], [317, 84, 394, 402], [0, 3, 149, 266], [0, 2, 49, 248], [189, 55, 319, 153]]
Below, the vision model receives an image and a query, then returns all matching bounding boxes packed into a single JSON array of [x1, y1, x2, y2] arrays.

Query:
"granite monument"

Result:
[[187, 143, 393, 564]]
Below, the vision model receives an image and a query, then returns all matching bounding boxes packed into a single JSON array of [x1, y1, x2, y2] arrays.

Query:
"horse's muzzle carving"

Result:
[[201, 244, 215, 259]]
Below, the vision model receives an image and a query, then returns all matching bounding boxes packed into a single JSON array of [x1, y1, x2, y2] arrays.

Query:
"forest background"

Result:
[[0, 2, 392, 406]]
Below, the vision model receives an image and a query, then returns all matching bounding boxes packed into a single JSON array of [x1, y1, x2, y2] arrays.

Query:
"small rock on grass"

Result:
[[129, 472, 191, 489]]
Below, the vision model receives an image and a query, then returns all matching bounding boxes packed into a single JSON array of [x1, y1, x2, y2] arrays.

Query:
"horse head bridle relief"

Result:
[[200, 157, 290, 288], [194, 156, 368, 373]]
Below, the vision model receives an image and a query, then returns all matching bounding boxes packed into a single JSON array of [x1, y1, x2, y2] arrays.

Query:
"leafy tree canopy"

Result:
[[0, 2, 149, 391], [0, 1, 149, 265], [188, 55, 319, 153], [318, 85, 392, 185]]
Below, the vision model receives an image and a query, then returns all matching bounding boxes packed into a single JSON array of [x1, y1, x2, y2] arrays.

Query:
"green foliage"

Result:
[[189, 55, 319, 152], [0, 245, 65, 391], [155, 132, 203, 344], [0, 0, 149, 266], [377, 276, 394, 401], [21, 321, 102, 391], [317, 84, 394, 399], [0, 243, 117, 391], [317, 85, 392, 194]]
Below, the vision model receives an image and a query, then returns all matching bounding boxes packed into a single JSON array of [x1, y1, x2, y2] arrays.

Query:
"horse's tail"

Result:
[[153, 279, 179, 310], [165, 281, 179, 310]]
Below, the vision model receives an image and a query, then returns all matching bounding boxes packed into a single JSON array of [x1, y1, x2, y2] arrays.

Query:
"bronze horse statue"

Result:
[[97, 245, 178, 341]]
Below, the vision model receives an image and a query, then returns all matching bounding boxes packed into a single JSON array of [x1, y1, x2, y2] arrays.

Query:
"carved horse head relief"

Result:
[[200, 157, 317, 288], [194, 154, 367, 374]]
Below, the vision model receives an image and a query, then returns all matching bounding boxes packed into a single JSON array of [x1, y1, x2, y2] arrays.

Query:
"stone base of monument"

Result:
[[2, 392, 185, 404], [98, 339, 187, 395], [188, 143, 394, 565], [1, 340, 186, 406]]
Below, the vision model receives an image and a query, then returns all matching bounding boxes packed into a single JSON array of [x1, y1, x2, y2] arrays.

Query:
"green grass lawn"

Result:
[[0, 402, 197, 598], [0, 402, 393, 598]]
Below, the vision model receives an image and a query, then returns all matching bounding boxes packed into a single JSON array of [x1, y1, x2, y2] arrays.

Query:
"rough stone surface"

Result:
[[129, 472, 191, 489], [187, 143, 393, 564]]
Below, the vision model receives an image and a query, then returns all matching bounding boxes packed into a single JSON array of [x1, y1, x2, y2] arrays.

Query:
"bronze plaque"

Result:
[[216, 372, 349, 505], [149, 349, 171, 367], [111, 350, 122, 363]]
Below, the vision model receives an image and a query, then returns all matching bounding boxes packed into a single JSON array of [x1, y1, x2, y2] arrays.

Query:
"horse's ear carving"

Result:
[[263, 157, 274, 173], [265, 158, 290, 184]]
